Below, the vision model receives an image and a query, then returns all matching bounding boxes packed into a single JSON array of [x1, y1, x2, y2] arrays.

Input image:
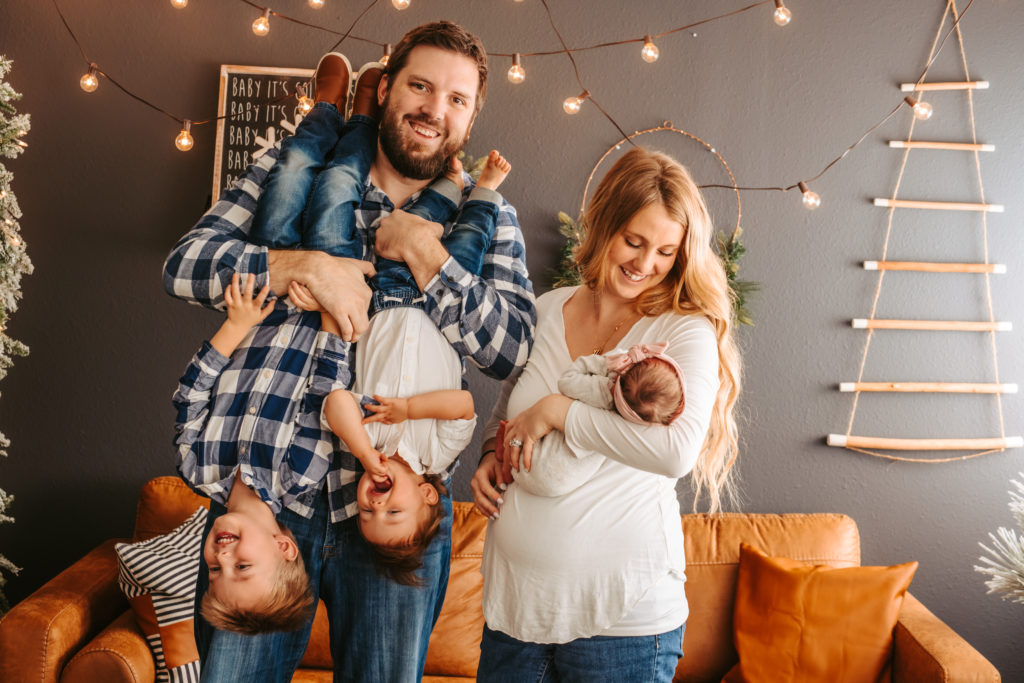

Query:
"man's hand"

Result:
[[268, 250, 375, 342], [374, 210, 449, 290]]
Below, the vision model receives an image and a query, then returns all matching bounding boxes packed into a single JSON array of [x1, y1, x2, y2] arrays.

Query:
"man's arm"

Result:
[[162, 148, 376, 341], [374, 195, 536, 380]]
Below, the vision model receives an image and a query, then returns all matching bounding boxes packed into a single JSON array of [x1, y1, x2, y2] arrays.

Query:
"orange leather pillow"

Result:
[[723, 543, 917, 683]]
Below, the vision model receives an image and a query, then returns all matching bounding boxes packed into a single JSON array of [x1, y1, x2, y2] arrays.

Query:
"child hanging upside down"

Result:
[[247, 51, 512, 583]]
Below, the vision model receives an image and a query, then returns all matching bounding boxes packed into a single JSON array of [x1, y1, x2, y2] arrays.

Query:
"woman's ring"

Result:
[[509, 438, 523, 448]]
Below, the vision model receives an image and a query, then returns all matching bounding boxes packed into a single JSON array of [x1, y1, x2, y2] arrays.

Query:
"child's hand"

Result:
[[225, 273, 274, 328], [362, 396, 409, 425], [288, 281, 324, 312], [357, 450, 390, 482]]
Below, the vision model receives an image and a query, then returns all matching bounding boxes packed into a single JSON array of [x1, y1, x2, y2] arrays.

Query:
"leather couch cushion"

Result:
[[723, 543, 917, 683], [676, 513, 860, 682]]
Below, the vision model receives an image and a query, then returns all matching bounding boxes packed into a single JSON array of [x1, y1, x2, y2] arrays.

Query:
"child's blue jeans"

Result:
[[249, 101, 502, 309]]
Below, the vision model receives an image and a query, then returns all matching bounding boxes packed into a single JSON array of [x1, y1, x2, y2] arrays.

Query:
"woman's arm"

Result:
[[564, 316, 719, 478]]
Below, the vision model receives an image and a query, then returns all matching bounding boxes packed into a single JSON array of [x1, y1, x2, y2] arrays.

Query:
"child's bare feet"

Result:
[[445, 155, 465, 193], [477, 150, 511, 192]]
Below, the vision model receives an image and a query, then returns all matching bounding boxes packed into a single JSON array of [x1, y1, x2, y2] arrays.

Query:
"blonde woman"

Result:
[[470, 147, 740, 681]]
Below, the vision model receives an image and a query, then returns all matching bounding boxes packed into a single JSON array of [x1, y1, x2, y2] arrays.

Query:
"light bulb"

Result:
[[170, 0, 188, 8], [252, 9, 271, 36], [773, 1, 792, 26], [562, 90, 589, 114], [641, 36, 659, 63], [798, 182, 821, 210], [392, 0, 410, 9], [380, 44, 393, 66], [903, 96, 933, 120], [80, 65, 99, 92], [309, 0, 325, 7], [507, 53, 525, 84], [296, 85, 314, 115], [175, 120, 194, 151]]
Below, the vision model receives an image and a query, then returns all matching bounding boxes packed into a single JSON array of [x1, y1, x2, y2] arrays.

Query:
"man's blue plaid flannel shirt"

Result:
[[163, 146, 536, 523]]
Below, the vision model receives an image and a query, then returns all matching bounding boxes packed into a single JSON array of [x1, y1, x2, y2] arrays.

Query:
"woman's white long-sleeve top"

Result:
[[481, 286, 719, 643]]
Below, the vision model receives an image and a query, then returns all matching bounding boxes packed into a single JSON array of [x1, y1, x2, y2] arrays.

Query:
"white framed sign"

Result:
[[212, 64, 314, 202]]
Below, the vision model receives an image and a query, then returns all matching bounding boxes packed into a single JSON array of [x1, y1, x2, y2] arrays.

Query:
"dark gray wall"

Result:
[[2, 0, 1022, 676]]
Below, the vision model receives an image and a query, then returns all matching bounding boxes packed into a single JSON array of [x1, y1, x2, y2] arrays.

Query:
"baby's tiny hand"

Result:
[[224, 273, 274, 327], [362, 396, 409, 425], [288, 281, 324, 312]]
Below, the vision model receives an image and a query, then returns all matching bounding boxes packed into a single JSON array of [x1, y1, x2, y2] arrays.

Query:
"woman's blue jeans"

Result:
[[477, 622, 685, 682], [194, 488, 453, 682]]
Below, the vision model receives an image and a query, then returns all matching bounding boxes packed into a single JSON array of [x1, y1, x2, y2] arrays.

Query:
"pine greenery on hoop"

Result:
[[0, 55, 32, 614], [976, 475, 1024, 604], [552, 211, 757, 326]]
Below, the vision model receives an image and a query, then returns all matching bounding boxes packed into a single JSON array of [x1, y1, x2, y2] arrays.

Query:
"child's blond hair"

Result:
[[200, 526, 314, 634]]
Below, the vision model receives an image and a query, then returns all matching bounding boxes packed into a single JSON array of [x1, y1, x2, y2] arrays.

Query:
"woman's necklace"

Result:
[[591, 289, 637, 355]]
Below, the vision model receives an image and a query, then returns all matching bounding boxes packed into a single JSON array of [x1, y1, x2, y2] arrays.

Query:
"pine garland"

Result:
[[552, 213, 757, 325], [0, 55, 32, 615], [976, 475, 1024, 604]]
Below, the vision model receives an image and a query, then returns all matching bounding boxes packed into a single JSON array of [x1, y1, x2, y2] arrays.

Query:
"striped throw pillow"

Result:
[[116, 507, 207, 683]]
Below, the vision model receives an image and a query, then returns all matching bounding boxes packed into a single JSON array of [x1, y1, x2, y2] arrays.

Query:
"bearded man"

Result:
[[162, 21, 535, 682]]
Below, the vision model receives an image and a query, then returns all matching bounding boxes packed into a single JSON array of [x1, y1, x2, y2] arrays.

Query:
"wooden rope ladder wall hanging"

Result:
[[826, 0, 1021, 462]]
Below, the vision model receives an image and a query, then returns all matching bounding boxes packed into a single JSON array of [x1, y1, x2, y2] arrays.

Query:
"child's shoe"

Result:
[[313, 52, 352, 113], [350, 61, 385, 120]]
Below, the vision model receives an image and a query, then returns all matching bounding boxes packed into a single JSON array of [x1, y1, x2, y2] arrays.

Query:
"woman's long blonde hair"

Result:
[[576, 147, 740, 513]]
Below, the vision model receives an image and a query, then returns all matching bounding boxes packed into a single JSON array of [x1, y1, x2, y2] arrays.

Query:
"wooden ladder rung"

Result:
[[873, 198, 1004, 212], [827, 434, 1023, 450], [852, 319, 1011, 332], [863, 261, 1006, 274], [839, 382, 1018, 394], [889, 141, 995, 152], [900, 81, 989, 91]]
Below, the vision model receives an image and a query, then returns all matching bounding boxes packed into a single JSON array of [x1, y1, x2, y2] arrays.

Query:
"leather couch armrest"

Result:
[[61, 610, 156, 683], [892, 592, 1000, 683], [0, 539, 128, 683]]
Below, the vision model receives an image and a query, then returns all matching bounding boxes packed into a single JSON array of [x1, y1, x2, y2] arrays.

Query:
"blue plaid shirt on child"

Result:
[[163, 146, 536, 522]]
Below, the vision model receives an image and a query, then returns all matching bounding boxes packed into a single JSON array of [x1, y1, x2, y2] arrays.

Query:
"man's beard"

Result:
[[377, 97, 467, 181]]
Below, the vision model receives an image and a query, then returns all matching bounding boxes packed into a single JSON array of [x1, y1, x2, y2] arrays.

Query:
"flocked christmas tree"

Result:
[[0, 56, 33, 614]]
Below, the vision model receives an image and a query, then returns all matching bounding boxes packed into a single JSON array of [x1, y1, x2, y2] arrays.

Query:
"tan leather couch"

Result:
[[0, 477, 1000, 682]]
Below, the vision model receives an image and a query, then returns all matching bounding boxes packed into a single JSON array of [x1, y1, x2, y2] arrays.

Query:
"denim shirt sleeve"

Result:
[[420, 195, 537, 381], [162, 147, 281, 311]]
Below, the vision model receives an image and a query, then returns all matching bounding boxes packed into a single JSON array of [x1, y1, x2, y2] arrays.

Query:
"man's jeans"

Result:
[[477, 623, 684, 683], [195, 488, 453, 682]]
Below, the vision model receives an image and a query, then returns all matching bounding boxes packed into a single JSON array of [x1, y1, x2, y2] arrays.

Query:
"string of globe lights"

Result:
[[57, 0, 975, 210]]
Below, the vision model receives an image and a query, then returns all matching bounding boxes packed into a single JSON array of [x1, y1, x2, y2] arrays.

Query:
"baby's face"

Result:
[[203, 511, 286, 609], [357, 456, 437, 547]]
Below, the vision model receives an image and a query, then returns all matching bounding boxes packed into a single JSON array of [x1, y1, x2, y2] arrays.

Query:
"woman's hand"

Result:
[[470, 450, 508, 519], [502, 394, 573, 473]]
